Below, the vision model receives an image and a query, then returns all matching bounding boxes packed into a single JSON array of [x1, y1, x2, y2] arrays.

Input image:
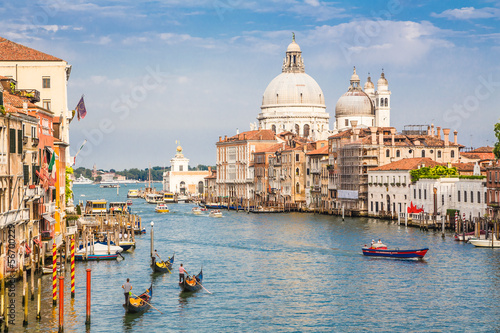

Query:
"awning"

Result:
[[42, 214, 56, 225]]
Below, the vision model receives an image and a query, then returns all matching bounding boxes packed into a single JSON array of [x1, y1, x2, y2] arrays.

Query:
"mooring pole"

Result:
[[53, 242, 57, 306], [58, 276, 64, 332], [71, 236, 75, 298], [85, 269, 91, 325], [150, 222, 154, 266], [37, 278, 41, 320]]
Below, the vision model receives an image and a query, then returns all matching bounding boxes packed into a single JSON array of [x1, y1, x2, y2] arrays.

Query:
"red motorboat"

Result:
[[362, 242, 428, 259]]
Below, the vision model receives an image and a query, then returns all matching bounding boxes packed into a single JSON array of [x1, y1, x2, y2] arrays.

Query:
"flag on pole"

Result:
[[73, 139, 87, 165], [76, 95, 87, 121]]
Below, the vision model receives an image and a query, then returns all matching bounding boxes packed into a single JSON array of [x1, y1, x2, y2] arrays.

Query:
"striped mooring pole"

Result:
[[71, 236, 75, 298], [53, 242, 57, 306]]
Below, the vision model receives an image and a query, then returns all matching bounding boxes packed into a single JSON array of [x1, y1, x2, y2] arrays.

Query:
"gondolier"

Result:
[[179, 263, 187, 283], [122, 278, 132, 306]]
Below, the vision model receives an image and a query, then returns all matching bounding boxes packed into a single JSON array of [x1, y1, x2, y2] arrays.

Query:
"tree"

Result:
[[494, 122, 500, 160]]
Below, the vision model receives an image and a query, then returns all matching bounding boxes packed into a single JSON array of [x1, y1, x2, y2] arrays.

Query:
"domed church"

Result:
[[256, 34, 330, 140], [335, 67, 391, 131]]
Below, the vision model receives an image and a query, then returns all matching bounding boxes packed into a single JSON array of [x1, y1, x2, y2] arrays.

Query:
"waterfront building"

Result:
[[252, 143, 283, 207], [460, 146, 496, 166], [216, 129, 277, 204], [162, 145, 209, 196], [328, 123, 463, 215], [486, 161, 500, 219], [305, 143, 328, 209], [203, 167, 217, 203], [256, 36, 330, 140]]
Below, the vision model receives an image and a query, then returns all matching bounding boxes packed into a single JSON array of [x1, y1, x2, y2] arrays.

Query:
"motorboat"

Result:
[[192, 207, 202, 215], [73, 175, 93, 185], [454, 230, 486, 241], [155, 203, 169, 213], [75, 242, 124, 261], [469, 233, 500, 248], [209, 210, 223, 218], [127, 189, 139, 198], [362, 242, 428, 259], [145, 193, 164, 204]]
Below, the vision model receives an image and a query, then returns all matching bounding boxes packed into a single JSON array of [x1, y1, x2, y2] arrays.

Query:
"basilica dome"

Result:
[[335, 90, 374, 117], [262, 72, 325, 107]]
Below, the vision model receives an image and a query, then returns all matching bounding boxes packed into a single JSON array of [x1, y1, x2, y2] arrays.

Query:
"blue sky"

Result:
[[1, 0, 499, 169]]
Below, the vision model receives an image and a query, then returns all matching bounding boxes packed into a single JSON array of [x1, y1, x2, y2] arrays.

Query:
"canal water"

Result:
[[5, 183, 500, 332]]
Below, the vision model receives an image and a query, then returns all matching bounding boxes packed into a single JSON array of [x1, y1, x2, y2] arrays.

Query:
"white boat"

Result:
[[469, 234, 500, 248], [73, 175, 93, 185], [155, 203, 169, 213], [192, 207, 202, 215], [76, 242, 124, 256], [209, 210, 223, 218], [178, 195, 189, 203], [127, 189, 139, 198], [146, 193, 164, 204]]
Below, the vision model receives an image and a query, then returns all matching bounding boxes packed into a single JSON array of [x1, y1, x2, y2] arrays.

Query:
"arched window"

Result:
[[396, 150, 400, 158], [180, 181, 186, 195], [198, 181, 204, 194], [421, 150, 425, 157], [451, 150, 455, 158], [303, 124, 310, 137], [385, 98, 388, 106], [386, 149, 390, 158], [437, 150, 442, 158], [296, 168, 299, 176], [271, 125, 276, 133], [295, 124, 300, 135], [295, 182, 300, 194]]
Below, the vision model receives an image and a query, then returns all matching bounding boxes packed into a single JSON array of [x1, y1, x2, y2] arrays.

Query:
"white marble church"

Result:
[[253, 35, 392, 137]]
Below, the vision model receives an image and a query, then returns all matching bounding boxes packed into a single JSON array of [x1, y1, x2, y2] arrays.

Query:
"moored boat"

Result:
[[469, 234, 500, 247], [155, 203, 169, 213], [127, 189, 139, 198], [454, 230, 486, 241], [179, 269, 203, 292], [146, 193, 164, 204], [152, 253, 175, 273], [75, 242, 123, 261], [125, 285, 152, 313], [362, 243, 428, 259]]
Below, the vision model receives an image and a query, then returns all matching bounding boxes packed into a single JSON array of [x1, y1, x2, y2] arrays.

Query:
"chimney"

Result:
[[224, 135, 227, 141], [353, 127, 360, 141], [443, 128, 450, 146], [390, 128, 396, 146], [431, 124, 435, 137], [436, 127, 441, 140], [454, 130, 458, 144], [427, 125, 431, 136], [219, 136, 222, 142], [370, 127, 377, 145], [236, 128, 239, 135]]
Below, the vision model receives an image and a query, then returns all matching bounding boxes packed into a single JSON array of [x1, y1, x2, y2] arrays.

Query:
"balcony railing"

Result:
[[15, 89, 40, 103], [45, 202, 56, 214], [0, 208, 29, 228]]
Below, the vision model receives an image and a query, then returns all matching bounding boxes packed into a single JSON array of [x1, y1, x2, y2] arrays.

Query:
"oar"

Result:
[[185, 271, 212, 294], [129, 292, 163, 314]]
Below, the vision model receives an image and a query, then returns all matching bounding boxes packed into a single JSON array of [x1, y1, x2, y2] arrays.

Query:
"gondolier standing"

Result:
[[122, 278, 132, 306], [179, 263, 187, 283]]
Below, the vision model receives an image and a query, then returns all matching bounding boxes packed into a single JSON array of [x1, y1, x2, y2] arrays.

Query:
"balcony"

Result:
[[15, 89, 40, 103], [311, 168, 321, 174], [32, 137, 39, 147], [311, 186, 321, 192], [0, 209, 29, 228], [45, 202, 56, 214]]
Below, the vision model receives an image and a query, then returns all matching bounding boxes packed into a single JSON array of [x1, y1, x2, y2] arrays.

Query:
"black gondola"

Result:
[[152, 253, 174, 273], [179, 269, 203, 292], [125, 284, 152, 313]]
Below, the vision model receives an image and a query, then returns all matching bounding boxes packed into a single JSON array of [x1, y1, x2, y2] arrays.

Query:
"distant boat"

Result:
[[469, 233, 500, 248], [362, 242, 428, 259], [192, 207, 202, 215], [145, 194, 163, 204], [127, 189, 139, 198], [155, 203, 169, 213], [209, 210, 223, 218], [73, 175, 93, 185]]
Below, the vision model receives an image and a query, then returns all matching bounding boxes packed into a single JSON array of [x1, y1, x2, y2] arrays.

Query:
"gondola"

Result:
[[179, 269, 203, 292], [125, 284, 153, 313], [152, 254, 175, 273]]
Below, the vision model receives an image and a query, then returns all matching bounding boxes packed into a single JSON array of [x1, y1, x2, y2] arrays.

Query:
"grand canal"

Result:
[[5, 183, 500, 332]]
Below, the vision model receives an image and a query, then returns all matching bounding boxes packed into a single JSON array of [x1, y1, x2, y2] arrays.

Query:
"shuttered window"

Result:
[[17, 129, 22, 154], [33, 165, 39, 184], [23, 164, 29, 185], [9, 129, 15, 153]]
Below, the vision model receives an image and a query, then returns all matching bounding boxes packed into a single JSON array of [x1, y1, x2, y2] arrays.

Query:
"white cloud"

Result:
[[432, 7, 500, 20]]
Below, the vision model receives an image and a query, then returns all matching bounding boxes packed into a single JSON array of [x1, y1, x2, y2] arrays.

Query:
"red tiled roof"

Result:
[[254, 143, 284, 154], [0, 37, 62, 61], [306, 145, 328, 155], [469, 146, 494, 153], [225, 129, 276, 142], [460, 152, 495, 160], [3, 91, 37, 108], [371, 158, 442, 171]]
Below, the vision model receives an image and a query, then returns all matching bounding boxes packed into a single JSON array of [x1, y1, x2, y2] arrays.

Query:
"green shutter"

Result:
[[17, 129, 22, 154], [23, 164, 29, 185], [9, 129, 16, 153]]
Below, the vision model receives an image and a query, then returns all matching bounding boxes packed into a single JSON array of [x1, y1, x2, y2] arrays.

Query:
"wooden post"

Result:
[[36, 278, 41, 320], [107, 231, 110, 255], [85, 269, 91, 325], [1, 272, 4, 322], [71, 236, 75, 298], [150, 222, 154, 266], [53, 242, 57, 306], [31, 259, 35, 300], [23, 278, 28, 326], [22, 270, 26, 306], [4, 278, 8, 331], [58, 276, 64, 333], [442, 216, 445, 238], [342, 204, 344, 221]]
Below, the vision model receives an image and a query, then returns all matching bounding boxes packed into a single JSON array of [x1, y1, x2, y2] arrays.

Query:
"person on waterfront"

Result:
[[122, 278, 132, 306], [179, 263, 187, 283]]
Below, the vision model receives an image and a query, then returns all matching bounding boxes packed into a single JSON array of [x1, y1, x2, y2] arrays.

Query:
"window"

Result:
[[345, 119, 349, 126], [23, 165, 29, 185], [31, 126, 36, 139], [271, 125, 276, 133], [419, 189, 421, 199], [43, 99, 51, 111], [464, 191, 467, 203], [424, 189, 426, 200], [295, 182, 300, 194], [42, 77, 50, 88], [458, 190, 461, 202], [17, 129, 22, 154], [442, 195, 444, 205], [303, 124, 310, 137], [396, 150, 400, 158], [295, 124, 300, 135], [9, 129, 15, 153], [414, 189, 416, 199], [179, 165, 183, 171], [295, 168, 299, 176], [371, 201, 373, 212], [478, 191, 481, 204], [386, 149, 390, 158], [471, 191, 473, 203], [451, 150, 455, 158], [296, 154, 299, 162], [437, 150, 441, 158], [421, 150, 425, 157]]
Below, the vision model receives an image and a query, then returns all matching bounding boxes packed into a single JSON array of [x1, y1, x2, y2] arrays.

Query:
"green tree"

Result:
[[494, 122, 500, 160]]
